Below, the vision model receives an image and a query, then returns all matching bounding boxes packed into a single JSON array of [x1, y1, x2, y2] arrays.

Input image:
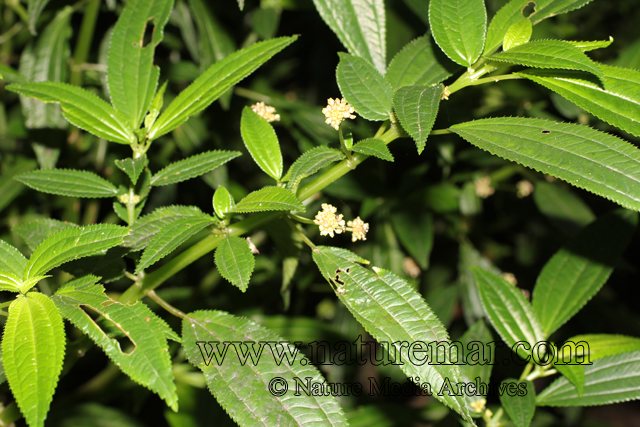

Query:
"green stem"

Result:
[[118, 123, 404, 304], [147, 290, 188, 319], [126, 187, 136, 225], [0, 403, 21, 426], [289, 213, 314, 225], [6, 0, 28, 25], [430, 128, 452, 136], [285, 217, 315, 249], [519, 363, 534, 381], [69, 0, 100, 87]]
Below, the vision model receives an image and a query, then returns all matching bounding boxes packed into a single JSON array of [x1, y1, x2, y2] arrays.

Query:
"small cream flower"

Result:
[[314, 204, 346, 237], [322, 98, 356, 130], [474, 176, 495, 198], [516, 180, 534, 198], [347, 217, 369, 242], [403, 257, 420, 278], [502, 272, 518, 286], [251, 102, 280, 122], [470, 398, 486, 413], [485, 409, 493, 418]]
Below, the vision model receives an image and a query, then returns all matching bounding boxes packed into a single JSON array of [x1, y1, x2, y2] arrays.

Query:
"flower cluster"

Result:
[[470, 398, 487, 414], [474, 176, 495, 198], [516, 180, 534, 198], [322, 98, 356, 130], [313, 204, 369, 242], [251, 102, 280, 122]]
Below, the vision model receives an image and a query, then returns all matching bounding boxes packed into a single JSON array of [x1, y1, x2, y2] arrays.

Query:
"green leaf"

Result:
[[107, 0, 173, 129], [429, 0, 487, 67], [136, 215, 215, 272], [517, 65, 640, 138], [52, 276, 177, 410], [27, 0, 51, 34], [182, 310, 348, 426], [232, 186, 304, 213], [15, 168, 118, 198], [555, 334, 640, 396], [2, 293, 65, 427], [286, 146, 345, 193], [0, 158, 37, 215], [391, 210, 432, 270], [352, 138, 393, 161], [484, 0, 594, 54], [336, 52, 393, 121], [537, 351, 640, 406], [311, 0, 386, 74], [533, 181, 595, 237], [214, 237, 255, 292], [450, 117, 640, 211], [240, 107, 282, 180], [19, 7, 72, 129], [0, 63, 27, 83], [488, 40, 603, 79], [25, 224, 129, 280], [500, 379, 535, 427], [0, 271, 25, 293], [32, 143, 60, 170], [312, 247, 474, 423], [458, 243, 502, 328], [148, 36, 296, 140], [62, 246, 129, 284], [503, 18, 532, 51], [392, 84, 442, 153], [150, 150, 240, 186], [532, 209, 637, 336], [567, 37, 613, 52], [458, 320, 494, 411], [213, 185, 235, 219], [6, 82, 135, 145], [115, 156, 148, 186], [13, 219, 77, 252], [0, 240, 28, 278], [125, 205, 207, 251], [473, 267, 545, 359], [386, 35, 457, 89]]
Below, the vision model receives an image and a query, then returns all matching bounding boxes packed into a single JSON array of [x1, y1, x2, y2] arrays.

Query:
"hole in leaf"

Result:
[[140, 20, 156, 48], [79, 304, 137, 355], [522, 1, 536, 18], [542, 130, 551, 134]]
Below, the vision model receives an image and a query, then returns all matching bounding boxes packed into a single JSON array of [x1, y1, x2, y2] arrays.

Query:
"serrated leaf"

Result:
[[555, 334, 640, 396], [352, 138, 393, 161], [115, 156, 148, 186], [182, 310, 348, 426], [15, 169, 118, 198], [13, 219, 77, 252], [391, 210, 432, 270], [517, 65, 640, 138], [137, 215, 215, 272], [286, 146, 345, 193], [25, 224, 129, 280], [240, 107, 282, 180], [52, 277, 177, 410], [450, 117, 640, 211], [312, 247, 474, 423], [429, 0, 487, 67], [336, 53, 393, 121], [386, 35, 457, 89], [488, 40, 603, 79], [19, 7, 72, 129], [532, 209, 637, 336], [392, 84, 441, 153], [458, 243, 502, 327], [312, 0, 386, 75], [6, 82, 135, 144], [107, 0, 173, 129], [2, 293, 65, 427], [473, 267, 545, 358], [62, 246, 129, 284], [125, 205, 208, 251], [0, 271, 24, 293], [503, 18, 532, 51], [213, 185, 234, 219], [151, 150, 240, 186], [500, 379, 535, 427], [148, 36, 296, 140], [214, 237, 255, 292], [567, 37, 613, 52], [0, 240, 28, 277], [533, 181, 595, 237], [537, 351, 640, 406], [459, 320, 494, 412], [232, 186, 304, 213], [484, 0, 594, 54], [27, 0, 51, 34]]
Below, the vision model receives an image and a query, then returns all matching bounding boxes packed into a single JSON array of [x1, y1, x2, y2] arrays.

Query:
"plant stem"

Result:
[[147, 290, 187, 319], [70, 0, 101, 87], [285, 217, 315, 249], [6, 0, 28, 25], [289, 213, 314, 224], [430, 128, 452, 136]]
